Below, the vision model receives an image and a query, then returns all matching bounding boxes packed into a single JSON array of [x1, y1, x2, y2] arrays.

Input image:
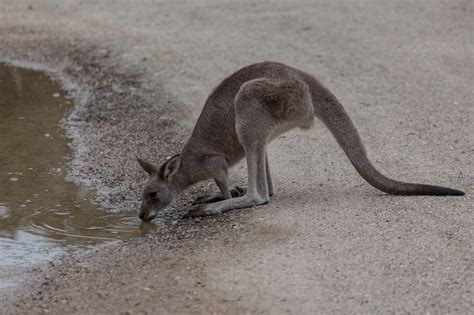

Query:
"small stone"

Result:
[[52, 93, 60, 98], [9, 177, 18, 182], [44, 133, 50, 137]]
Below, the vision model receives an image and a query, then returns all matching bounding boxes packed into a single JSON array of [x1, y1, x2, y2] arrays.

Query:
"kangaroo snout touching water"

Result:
[[136, 61, 464, 222]]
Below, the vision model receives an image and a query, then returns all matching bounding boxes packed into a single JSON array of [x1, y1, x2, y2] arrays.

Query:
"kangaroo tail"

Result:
[[310, 81, 464, 196]]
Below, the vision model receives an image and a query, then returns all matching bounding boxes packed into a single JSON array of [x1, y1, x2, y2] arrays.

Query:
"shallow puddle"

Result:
[[0, 64, 155, 271]]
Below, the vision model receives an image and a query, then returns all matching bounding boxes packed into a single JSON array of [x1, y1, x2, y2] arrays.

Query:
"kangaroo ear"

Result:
[[136, 156, 157, 175], [160, 154, 182, 181]]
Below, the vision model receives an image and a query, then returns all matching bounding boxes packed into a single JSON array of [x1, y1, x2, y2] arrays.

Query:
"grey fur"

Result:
[[137, 62, 464, 221]]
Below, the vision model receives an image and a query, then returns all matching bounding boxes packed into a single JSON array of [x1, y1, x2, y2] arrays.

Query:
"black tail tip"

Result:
[[432, 187, 465, 196], [451, 189, 465, 196]]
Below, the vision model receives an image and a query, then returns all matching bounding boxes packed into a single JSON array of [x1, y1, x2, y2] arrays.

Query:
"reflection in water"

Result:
[[0, 64, 155, 268]]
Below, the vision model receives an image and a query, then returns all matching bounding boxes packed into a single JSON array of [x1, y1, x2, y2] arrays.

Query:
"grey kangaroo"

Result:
[[137, 61, 464, 222]]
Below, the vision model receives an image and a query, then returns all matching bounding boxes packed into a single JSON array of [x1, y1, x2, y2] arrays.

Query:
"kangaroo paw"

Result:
[[230, 185, 247, 197]]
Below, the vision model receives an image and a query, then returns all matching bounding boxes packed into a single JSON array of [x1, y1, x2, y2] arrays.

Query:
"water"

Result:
[[0, 64, 154, 273]]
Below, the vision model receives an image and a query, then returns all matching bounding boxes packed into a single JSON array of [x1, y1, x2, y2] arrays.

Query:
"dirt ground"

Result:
[[1, 0, 472, 313]]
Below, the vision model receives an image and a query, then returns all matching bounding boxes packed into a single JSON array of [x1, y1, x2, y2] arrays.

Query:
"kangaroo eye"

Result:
[[148, 192, 157, 198]]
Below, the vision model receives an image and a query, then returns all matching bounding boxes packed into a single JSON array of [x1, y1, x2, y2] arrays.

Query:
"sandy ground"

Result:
[[1, 0, 473, 313]]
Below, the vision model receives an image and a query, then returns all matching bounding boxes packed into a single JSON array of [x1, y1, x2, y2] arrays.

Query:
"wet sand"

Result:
[[0, 0, 472, 313]]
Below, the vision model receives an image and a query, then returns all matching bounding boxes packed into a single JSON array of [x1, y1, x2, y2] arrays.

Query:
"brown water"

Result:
[[0, 64, 155, 274]]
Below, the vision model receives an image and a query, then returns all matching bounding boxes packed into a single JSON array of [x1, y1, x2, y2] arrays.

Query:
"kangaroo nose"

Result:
[[139, 212, 146, 221]]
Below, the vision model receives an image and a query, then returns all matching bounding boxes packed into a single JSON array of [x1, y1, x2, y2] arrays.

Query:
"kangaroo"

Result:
[[136, 61, 464, 222]]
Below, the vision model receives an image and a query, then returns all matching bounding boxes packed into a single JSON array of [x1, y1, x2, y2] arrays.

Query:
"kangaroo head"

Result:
[[136, 154, 182, 222]]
